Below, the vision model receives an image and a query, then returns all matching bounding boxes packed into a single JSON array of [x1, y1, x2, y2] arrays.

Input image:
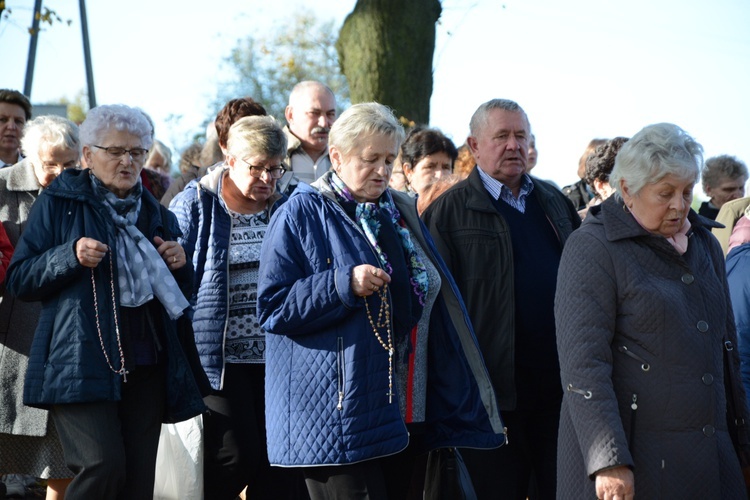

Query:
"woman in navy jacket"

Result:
[[257, 103, 505, 499], [6, 104, 205, 500]]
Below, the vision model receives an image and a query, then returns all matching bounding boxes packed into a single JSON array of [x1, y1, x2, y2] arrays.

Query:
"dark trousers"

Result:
[[51, 364, 166, 500], [303, 432, 427, 500], [202, 363, 308, 500], [461, 408, 559, 500]]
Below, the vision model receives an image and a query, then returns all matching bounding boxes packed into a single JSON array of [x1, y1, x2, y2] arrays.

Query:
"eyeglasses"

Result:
[[239, 158, 286, 179], [93, 145, 149, 161]]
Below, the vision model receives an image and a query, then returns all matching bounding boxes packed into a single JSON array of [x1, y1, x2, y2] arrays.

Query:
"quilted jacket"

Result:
[[169, 166, 284, 390], [555, 196, 749, 499], [5, 168, 206, 423], [727, 243, 750, 399], [257, 173, 506, 467], [422, 168, 580, 410]]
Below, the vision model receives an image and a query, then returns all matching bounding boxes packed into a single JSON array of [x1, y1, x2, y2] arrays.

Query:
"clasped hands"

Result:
[[75, 236, 186, 271]]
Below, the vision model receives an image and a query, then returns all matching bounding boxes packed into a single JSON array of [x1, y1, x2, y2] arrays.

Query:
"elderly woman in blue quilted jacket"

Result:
[[555, 123, 750, 500], [257, 102, 506, 499]]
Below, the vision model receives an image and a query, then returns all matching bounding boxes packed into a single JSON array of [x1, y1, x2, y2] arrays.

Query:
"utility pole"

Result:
[[23, 0, 44, 98], [79, 0, 96, 109]]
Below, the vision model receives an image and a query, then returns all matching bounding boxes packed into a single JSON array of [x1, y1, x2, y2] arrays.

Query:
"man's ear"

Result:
[[466, 136, 479, 156], [284, 105, 294, 124]]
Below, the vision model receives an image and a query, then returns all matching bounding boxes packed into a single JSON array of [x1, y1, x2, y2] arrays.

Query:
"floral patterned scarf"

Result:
[[329, 172, 429, 306]]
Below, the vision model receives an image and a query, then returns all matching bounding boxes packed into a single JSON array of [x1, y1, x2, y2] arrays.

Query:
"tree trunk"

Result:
[[337, 0, 441, 125]]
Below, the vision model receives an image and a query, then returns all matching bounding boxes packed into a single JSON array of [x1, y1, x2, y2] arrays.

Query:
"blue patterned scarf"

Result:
[[90, 174, 190, 319], [329, 172, 428, 306]]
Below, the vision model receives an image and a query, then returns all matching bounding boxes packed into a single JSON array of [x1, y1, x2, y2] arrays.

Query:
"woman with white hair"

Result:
[[0, 114, 80, 499], [257, 102, 505, 498], [6, 104, 206, 499], [555, 123, 749, 499]]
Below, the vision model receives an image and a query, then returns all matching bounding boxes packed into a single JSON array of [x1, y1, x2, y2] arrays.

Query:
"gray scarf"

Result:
[[90, 174, 190, 319]]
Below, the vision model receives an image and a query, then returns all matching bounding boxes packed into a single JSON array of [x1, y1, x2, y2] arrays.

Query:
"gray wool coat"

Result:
[[0, 160, 47, 436], [555, 196, 749, 499]]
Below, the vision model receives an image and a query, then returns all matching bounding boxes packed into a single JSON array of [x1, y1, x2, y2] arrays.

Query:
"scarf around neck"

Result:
[[328, 172, 429, 306], [628, 205, 692, 255], [90, 173, 190, 319]]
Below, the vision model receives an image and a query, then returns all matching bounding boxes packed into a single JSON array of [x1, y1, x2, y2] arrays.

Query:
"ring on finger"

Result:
[[172, 256, 177, 263]]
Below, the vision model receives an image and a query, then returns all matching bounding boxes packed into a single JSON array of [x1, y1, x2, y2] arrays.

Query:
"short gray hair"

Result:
[[701, 154, 748, 193], [328, 102, 405, 157], [20, 115, 80, 166], [610, 123, 702, 199], [226, 115, 287, 160], [79, 104, 154, 150], [469, 99, 529, 137], [288, 80, 336, 107]]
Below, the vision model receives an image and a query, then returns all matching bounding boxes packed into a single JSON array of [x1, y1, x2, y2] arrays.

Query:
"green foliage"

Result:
[[55, 90, 88, 124], [214, 10, 349, 123]]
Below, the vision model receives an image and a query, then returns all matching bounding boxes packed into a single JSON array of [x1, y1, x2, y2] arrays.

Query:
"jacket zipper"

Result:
[[337, 337, 345, 411], [328, 197, 394, 406], [629, 393, 638, 455]]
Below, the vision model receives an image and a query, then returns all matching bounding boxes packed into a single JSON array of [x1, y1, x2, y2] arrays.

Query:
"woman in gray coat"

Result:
[[0, 115, 81, 498], [555, 123, 750, 500]]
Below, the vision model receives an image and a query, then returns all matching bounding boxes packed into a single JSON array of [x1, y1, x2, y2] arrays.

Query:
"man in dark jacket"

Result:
[[422, 98, 580, 500]]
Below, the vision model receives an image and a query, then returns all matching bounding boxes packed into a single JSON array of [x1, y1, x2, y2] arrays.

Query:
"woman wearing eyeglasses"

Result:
[[6, 104, 207, 500], [169, 115, 305, 500]]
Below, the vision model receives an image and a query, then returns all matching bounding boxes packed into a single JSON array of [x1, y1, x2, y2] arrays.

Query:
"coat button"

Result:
[[681, 273, 695, 284], [697, 321, 709, 332], [703, 425, 715, 437], [702, 374, 714, 385]]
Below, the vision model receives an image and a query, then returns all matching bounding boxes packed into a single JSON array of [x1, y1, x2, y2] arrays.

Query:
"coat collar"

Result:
[[196, 163, 283, 215], [592, 195, 720, 243], [0, 159, 43, 193]]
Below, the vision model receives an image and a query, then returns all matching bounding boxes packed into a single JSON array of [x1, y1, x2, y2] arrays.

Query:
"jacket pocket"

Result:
[[336, 336, 345, 411], [617, 345, 651, 372]]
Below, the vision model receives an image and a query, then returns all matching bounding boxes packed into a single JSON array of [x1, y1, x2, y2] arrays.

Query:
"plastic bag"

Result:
[[153, 415, 204, 500]]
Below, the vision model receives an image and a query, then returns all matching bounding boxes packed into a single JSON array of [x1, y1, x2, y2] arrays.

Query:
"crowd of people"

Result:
[[1, 82, 750, 500]]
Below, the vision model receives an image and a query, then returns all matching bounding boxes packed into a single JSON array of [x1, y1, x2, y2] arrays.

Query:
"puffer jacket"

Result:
[[555, 196, 749, 499], [257, 173, 506, 467], [6, 168, 205, 423], [727, 242, 750, 398], [169, 166, 284, 390]]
